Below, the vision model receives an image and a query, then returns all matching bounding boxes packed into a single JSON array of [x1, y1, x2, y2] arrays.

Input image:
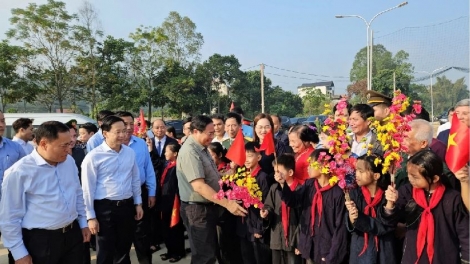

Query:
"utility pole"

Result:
[[260, 63, 265, 113], [369, 30, 374, 90]]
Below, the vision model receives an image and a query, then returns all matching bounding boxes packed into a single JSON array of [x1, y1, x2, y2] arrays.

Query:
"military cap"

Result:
[[366, 90, 392, 107]]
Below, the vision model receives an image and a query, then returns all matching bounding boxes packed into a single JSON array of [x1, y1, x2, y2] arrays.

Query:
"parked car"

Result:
[[302, 115, 328, 127], [437, 111, 449, 125], [165, 119, 184, 139], [280, 116, 291, 129], [290, 117, 307, 126]]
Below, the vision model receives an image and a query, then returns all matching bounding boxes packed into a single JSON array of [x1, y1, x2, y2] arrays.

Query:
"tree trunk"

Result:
[[148, 78, 152, 120]]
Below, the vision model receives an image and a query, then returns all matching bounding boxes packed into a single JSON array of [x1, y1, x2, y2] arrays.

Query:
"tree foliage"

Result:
[[302, 88, 330, 116]]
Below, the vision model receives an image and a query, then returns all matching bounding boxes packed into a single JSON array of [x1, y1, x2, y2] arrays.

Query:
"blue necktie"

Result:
[[157, 141, 162, 156]]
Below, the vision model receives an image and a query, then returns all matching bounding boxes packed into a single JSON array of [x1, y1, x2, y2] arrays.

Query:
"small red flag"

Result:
[[139, 109, 147, 132], [230, 102, 235, 112], [170, 195, 180, 227], [257, 130, 275, 156], [446, 113, 469, 173], [225, 130, 246, 167]]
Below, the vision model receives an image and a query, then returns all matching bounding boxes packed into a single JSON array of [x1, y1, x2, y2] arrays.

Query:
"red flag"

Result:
[[230, 102, 235, 111], [446, 113, 469, 173], [225, 130, 246, 167], [257, 130, 275, 156], [139, 109, 147, 132], [170, 195, 180, 227]]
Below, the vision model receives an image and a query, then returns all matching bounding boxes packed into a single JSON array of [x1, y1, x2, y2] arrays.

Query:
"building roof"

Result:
[[298, 81, 334, 88]]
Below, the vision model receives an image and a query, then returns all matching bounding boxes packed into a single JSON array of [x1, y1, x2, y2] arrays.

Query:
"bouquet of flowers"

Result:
[[215, 167, 264, 209], [133, 109, 147, 138], [369, 91, 421, 180], [315, 97, 357, 200]]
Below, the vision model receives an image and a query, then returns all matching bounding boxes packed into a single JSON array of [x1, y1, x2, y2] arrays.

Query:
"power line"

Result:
[[241, 64, 260, 71], [264, 72, 351, 82], [412, 66, 469, 82], [264, 64, 349, 79]]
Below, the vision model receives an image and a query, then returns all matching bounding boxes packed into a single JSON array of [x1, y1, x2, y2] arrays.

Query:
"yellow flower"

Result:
[[329, 176, 339, 186]]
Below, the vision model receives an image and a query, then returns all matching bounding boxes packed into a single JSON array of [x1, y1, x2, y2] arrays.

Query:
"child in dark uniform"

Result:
[[381, 150, 469, 264], [345, 154, 396, 264], [276, 149, 348, 264], [237, 142, 272, 264], [261, 154, 302, 264]]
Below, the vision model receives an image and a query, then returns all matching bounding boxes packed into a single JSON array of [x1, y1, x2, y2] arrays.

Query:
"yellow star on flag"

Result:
[[447, 133, 457, 150]]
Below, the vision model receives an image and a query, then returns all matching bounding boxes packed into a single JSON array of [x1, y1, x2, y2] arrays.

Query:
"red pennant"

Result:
[[230, 102, 235, 112], [446, 113, 469, 173], [225, 130, 246, 167], [139, 109, 147, 132], [170, 195, 180, 227], [256, 130, 275, 156]]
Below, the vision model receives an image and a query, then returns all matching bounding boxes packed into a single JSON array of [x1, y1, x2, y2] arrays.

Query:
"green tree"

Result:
[[266, 86, 303, 117], [232, 70, 272, 118], [432, 76, 469, 115], [348, 44, 413, 99], [157, 11, 204, 66], [408, 83, 431, 111], [302, 89, 330, 115], [7, 0, 80, 112], [0, 41, 30, 111], [74, 1, 103, 118]]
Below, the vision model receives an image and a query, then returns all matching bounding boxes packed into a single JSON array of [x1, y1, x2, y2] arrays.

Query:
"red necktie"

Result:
[[358, 186, 384, 256], [310, 180, 333, 236]]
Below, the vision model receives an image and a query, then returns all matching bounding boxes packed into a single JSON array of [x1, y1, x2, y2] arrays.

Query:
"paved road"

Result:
[[0, 241, 192, 264]]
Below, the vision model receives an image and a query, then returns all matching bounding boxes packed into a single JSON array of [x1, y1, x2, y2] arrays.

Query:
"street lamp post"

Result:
[[336, 2, 408, 90], [415, 66, 448, 123]]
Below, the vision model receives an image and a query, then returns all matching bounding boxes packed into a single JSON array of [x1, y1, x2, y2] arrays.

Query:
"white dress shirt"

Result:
[[81, 142, 142, 220], [12, 137, 34, 154], [436, 122, 451, 136], [0, 150, 87, 260], [351, 131, 373, 157]]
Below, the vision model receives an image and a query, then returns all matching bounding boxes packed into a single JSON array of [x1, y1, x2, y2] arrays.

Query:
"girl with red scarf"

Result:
[[158, 143, 185, 263], [261, 154, 302, 264], [381, 150, 469, 264], [276, 149, 348, 264], [345, 155, 396, 264]]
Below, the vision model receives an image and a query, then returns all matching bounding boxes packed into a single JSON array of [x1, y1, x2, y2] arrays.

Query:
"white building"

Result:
[[297, 81, 335, 98]]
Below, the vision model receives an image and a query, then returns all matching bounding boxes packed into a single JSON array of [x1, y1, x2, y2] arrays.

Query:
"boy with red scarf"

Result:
[[276, 149, 348, 264], [381, 150, 469, 264], [261, 154, 302, 264], [236, 142, 272, 264]]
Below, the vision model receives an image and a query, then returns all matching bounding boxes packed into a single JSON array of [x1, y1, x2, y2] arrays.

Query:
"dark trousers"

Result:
[[83, 241, 91, 264], [133, 186, 152, 264], [95, 198, 136, 264], [240, 237, 272, 264], [272, 249, 302, 264], [161, 220, 186, 257], [181, 202, 219, 264], [216, 211, 243, 264], [21, 220, 83, 264]]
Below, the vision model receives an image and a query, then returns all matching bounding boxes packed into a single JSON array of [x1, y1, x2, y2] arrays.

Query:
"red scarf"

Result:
[[282, 179, 299, 246], [412, 184, 445, 264], [160, 161, 176, 186], [358, 186, 384, 256], [217, 162, 229, 172], [251, 166, 261, 177], [310, 180, 333, 236]]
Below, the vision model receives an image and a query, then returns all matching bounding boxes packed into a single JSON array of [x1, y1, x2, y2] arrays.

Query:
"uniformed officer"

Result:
[[366, 90, 392, 121]]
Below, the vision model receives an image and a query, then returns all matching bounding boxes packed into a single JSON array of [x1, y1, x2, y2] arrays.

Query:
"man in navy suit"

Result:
[[148, 119, 178, 253]]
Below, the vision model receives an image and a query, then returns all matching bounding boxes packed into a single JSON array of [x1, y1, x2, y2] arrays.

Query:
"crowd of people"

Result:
[[0, 91, 467, 264]]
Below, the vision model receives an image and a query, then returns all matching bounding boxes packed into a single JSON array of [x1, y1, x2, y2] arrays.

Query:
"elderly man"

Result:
[[394, 119, 458, 190], [0, 121, 91, 264], [177, 115, 247, 264]]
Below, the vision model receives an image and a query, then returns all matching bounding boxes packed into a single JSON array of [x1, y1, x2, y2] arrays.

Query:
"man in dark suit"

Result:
[[271, 114, 289, 147], [148, 119, 178, 253]]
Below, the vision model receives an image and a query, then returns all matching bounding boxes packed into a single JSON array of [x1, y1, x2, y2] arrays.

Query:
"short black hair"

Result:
[[403, 105, 430, 122], [189, 115, 213, 132], [225, 112, 242, 125], [166, 125, 176, 137], [231, 106, 244, 116], [333, 101, 353, 115], [211, 113, 225, 123], [66, 124, 77, 132], [97, 110, 115, 122], [79, 122, 98, 134], [245, 141, 261, 154], [35, 121, 70, 143], [271, 114, 282, 123], [12, 118, 33, 133], [275, 154, 296, 172], [101, 116, 124, 132], [289, 124, 319, 144], [166, 142, 181, 153], [448, 107, 455, 114], [183, 116, 193, 126], [351, 104, 374, 121], [114, 111, 134, 120]]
